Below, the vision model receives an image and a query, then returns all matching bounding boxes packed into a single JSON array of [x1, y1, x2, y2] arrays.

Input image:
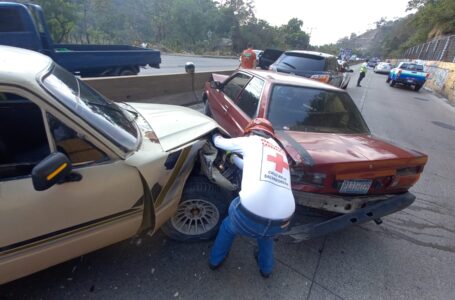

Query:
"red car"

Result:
[[203, 69, 428, 241]]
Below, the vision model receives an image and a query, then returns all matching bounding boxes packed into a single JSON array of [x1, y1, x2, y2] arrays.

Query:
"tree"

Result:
[[282, 18, 310, 49]]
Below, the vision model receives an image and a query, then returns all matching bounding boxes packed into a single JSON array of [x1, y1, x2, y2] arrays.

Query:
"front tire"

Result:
[[414, 84, 422, 92], [389, 79, 396, 87], [161, 176, 229, 241]]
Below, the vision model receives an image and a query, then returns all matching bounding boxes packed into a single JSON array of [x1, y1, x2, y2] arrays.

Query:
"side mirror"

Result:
[[210, 81, 222, 90], [32, 152, 72, 191]]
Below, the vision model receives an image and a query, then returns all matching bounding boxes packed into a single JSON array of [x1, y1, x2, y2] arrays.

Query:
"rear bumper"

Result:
[[395, 78, 425, 86], [284, 192, 415, 241]]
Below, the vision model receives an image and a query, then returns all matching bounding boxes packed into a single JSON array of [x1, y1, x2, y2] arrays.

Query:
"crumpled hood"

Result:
[[128, 103, 220, 151]]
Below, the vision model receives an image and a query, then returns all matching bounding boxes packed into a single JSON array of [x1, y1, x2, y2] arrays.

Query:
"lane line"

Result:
[[359, 72, 373, 112]]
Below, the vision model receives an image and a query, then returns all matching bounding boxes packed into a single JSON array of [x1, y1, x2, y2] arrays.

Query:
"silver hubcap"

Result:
[[171, 199, 219, 235]]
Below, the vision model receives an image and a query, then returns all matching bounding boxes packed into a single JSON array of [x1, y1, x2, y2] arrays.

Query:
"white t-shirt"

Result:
[[213, 134, 295, 220]]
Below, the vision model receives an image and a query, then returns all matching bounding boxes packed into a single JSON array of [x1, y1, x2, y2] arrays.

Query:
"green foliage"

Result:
[[14, 0, 311, 54]]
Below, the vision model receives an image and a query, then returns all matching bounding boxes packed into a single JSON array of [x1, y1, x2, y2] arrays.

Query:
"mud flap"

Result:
[[198, 142, 238, 191]]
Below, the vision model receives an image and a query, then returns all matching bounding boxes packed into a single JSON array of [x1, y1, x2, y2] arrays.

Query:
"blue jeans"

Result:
[[210, 197, 288, 274]]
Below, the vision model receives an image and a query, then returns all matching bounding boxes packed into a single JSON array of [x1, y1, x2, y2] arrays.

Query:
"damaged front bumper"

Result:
[[283, 192, 415, 242]]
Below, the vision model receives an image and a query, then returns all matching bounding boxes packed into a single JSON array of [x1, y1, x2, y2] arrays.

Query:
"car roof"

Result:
[[284, 50, 335, 58], [0, 46, 52, 86], [242, 69, 343, 92]]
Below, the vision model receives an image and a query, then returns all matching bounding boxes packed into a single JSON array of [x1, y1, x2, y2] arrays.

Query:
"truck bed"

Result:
[[52, 44, 161, 75]]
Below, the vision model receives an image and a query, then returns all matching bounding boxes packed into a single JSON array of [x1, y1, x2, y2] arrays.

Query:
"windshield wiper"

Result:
[[86, 101, 138, 120], [282, 62, 296, 69]]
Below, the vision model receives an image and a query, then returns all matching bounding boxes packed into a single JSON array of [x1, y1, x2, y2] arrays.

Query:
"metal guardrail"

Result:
[[404, 35, 455, 62]]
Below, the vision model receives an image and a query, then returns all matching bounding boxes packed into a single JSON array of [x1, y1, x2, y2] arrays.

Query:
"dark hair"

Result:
[[247, 43, 252, 48]]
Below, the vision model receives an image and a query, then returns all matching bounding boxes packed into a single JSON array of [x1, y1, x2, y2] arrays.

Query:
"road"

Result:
[[139, 54, 239, 75], [1, 67, 455, 299]]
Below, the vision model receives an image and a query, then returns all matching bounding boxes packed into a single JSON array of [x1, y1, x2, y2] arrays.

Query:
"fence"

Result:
[[404, 35, 455, 62]]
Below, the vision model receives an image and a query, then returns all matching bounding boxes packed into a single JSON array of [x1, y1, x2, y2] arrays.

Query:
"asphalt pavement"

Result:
[[1, 66, 455, 299]]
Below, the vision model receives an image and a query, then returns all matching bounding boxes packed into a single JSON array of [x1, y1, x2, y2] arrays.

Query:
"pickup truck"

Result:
[[0, 46, 233, 284], [387, 62, 429, 91], [0, 2, 161, 77]]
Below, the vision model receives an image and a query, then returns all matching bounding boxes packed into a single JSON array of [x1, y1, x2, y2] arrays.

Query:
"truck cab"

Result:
[[0, 2, 161, 77]]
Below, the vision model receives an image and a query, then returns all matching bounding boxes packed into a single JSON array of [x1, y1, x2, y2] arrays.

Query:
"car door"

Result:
[[209, 72, 251, 134], [0, 89, 144, 283], [228, 76, 266, 137]]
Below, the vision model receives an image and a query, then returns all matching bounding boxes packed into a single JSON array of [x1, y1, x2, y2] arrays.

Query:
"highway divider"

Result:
[[83, 70, 235, 105]]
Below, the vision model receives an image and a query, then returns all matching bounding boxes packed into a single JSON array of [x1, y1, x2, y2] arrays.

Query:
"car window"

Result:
[[42, 65, 138, 152], [0, 8, 25, 32], [401, 63, 423, 71], [267, 85, 370, 134], [0, 92, 50, 180], [236, 77, 265, 119], [47, 114, 108, 166], [325, 57, 338, 72], [223, 73, 251, 101], [278, 53, 325, 71]]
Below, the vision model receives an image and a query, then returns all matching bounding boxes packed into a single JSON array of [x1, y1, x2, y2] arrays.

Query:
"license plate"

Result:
[[339, 179, 372, 194], [407, 79, 414, 83]]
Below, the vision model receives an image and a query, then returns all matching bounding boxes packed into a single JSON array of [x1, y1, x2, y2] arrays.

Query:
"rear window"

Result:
[[0, 8, 25, 32], [277, 53, 325, 71], [400, 63, 424, 71], [267, 85, 370, 134]]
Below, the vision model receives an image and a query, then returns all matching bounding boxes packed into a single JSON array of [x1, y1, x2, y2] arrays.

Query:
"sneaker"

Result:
[[254, 249, 271, 279]]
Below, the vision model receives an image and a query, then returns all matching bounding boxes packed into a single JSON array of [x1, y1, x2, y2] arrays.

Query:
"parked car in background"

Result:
[[387, 62, 429, 91], [258, 48, 284, 70], [0, 46, 230, 284], [338, 60, 353, 89], [203, 69, 428, 242], [367, 59, 379, 68], [374, 62, 394, 74], [269, 50, 353, 88]]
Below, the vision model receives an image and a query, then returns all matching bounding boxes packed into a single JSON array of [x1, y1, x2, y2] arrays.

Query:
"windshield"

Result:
[[277, 53, 325, 71], [267, 85, 370, 134], [42, 65, 138, 152], [400, 63, 424, 71]]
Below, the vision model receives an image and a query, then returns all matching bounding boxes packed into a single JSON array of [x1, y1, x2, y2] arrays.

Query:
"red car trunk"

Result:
[[279, 131, 427, 195]]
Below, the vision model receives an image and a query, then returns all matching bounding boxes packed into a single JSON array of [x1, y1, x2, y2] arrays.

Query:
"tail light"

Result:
[[396, 166, 424, 176], [291, 168, 326, 186], [426, 72, 430, 79], [397, 70, 402, 77], [310, 74, 330, 83]]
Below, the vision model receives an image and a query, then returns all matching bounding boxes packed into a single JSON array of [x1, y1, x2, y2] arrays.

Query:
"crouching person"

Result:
[[209, 118, 295, 278]]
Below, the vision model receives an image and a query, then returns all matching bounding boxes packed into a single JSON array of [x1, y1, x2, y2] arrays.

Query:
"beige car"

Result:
[[0, 46, 231, 284]]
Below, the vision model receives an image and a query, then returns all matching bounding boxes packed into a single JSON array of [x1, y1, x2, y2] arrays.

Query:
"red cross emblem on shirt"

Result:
[[267, 153, 289, 173]]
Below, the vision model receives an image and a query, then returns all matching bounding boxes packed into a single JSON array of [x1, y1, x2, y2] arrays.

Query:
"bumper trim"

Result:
[[283, 192, 415, 241]]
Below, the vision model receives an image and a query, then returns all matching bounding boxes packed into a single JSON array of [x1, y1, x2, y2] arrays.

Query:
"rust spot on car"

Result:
[[145, 131, 159, 143]]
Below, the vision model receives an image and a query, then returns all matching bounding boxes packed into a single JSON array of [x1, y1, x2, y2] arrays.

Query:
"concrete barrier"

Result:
[[83, 70, 235, 103]]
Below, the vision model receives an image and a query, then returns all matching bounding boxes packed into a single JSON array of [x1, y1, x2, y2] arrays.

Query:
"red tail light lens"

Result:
[[426, 72, 430, 79], [310, 74, 330, 83]]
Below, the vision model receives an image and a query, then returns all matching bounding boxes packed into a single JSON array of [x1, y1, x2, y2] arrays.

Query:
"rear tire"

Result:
[[386, 77, 391, 83], [389, 79, 396, 87], [414, 84, 422, 92], [161, 176, 229, 241]]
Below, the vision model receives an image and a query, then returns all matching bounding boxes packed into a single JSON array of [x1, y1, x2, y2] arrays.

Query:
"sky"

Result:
[[254, 0, 413, 46]]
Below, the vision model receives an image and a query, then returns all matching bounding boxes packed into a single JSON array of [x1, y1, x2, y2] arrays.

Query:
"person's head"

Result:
[[247, 43, 253, 49], [244, 118, 274, 138], [365, 59, 369, 62]]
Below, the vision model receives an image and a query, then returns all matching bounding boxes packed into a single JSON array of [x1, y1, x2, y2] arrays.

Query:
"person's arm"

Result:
[[212, 134, 245, 154], [230, 154, 244, 169]]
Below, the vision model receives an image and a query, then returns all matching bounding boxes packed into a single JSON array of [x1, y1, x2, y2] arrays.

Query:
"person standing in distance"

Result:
[[239, 43, 257, 69], [209, 118, 295, 278], [357, 59, 369, 87]]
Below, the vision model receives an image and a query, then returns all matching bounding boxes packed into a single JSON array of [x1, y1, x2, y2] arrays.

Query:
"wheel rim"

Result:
[[170, 199, 220, 235]]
